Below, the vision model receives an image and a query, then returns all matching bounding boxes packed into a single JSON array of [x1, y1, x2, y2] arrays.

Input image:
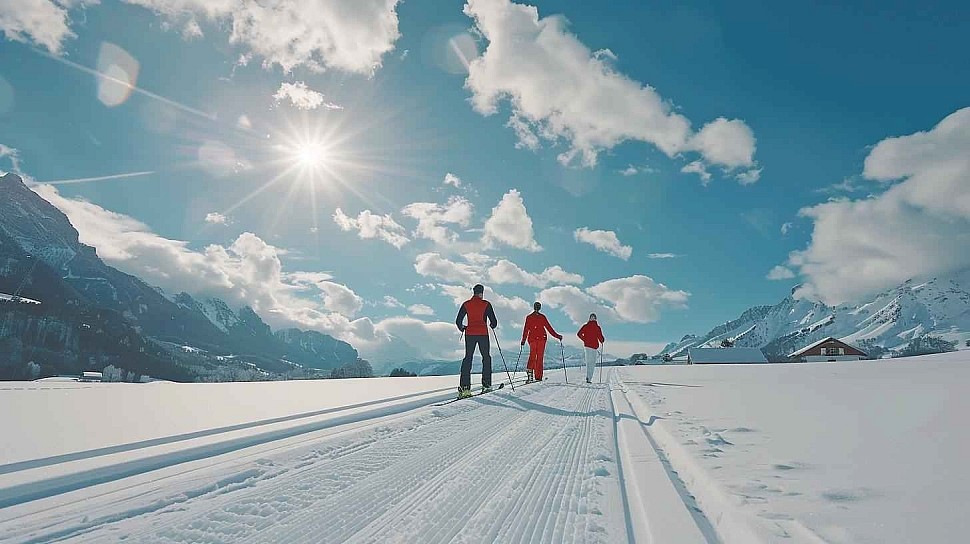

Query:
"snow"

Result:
[[1, 355, 968, 543], [620, 351, 970, 543], [0, 293, 41, 305]]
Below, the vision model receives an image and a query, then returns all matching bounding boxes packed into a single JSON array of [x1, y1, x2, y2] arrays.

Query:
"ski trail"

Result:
[[38, 383, 627, 544]]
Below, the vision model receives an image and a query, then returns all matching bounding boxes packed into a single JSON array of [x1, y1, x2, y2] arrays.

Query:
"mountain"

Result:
[[659, 272, 970, 361], [0, 173, 360, 380]]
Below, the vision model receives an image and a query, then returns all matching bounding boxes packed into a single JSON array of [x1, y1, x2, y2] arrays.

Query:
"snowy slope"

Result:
[[2, 356, 968, 543], [661, 270, 970, 359]]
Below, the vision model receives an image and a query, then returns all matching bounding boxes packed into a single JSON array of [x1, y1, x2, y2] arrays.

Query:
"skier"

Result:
[[455, 284, 498, 398], [577, 313, 605, 384], [521, 302, 562, 383]]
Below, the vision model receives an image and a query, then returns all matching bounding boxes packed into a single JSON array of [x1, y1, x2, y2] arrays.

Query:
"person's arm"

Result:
[[486, 302, 497, 329], [521, 318, 529, 345], [577, 324, 586, 341], [544, 316, 562, 340], [598, 326, 605, 344], [455, 303, 467, 332]]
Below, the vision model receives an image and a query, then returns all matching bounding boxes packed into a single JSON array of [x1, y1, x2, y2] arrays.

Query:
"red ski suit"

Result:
[[521, 312, 562, 381], [577, 321, 605, 349]]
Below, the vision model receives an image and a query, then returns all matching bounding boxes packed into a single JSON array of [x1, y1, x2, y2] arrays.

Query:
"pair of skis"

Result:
[[434, 377, 532, 406]]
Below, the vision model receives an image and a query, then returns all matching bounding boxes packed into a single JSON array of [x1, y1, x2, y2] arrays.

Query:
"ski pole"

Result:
[[560, 340, 568, 383], [490, 328, 515, 391], [512, 343, 524, 379]]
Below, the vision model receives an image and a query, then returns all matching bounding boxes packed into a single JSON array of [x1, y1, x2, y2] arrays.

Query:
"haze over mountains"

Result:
[[0, 173, 358, 381]]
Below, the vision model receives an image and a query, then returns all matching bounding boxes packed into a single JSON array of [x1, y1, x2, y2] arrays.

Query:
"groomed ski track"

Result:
[[2, 370, 740, 543]]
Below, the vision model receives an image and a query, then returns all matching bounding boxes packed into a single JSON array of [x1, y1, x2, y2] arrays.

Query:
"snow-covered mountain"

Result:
[[660, 271, 970, 360]]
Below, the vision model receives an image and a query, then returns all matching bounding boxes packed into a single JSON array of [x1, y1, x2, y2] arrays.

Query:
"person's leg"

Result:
[[460, 335, 475, 390], [535, 338, 546, 381], [585, 347, 596, 382], [527, 341, 540, 381], [479, 335, 492, 388]]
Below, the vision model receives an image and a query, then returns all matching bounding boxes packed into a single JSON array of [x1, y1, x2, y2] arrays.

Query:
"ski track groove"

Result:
[[488, 389, 583, 543], [346, 394, 544, 544], [14, 380, 634, 544], [525, 386, 592, 543], [68, 404, 490, 542], [239, 396, 533, 543]]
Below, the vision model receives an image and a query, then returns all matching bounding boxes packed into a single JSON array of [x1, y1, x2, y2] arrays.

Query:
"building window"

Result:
[[825, 347, 841, 356]]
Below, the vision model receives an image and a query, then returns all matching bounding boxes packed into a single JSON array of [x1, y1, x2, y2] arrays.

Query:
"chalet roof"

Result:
[[788, 336, 865, 358], [687, 347, 768, 364]]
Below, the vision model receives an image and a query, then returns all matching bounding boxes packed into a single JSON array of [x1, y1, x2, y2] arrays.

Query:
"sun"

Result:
[[294, 141, 328, 168]]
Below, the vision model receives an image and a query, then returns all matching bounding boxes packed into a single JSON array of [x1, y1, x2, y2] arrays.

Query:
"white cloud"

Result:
[[483, 189, 541, 251], [382, 295, 404, 308], [0, 143, 24, 174], [766, 265, 795, 281], [401, 196, 474, 245], [333, 208, 409, 248], [618, 164, 655, 177], [790, 107, 970, 304], [408, 304, 434, 316], [443, 172, 462, 187], [587, 275, 689, 323], [680, 160, 711, 184], [236, 114, 252, 129], [781, 222, 793, 236], [204, 212, 228, 224], [273, 81, 342, 110], [414, 252, 580, 289], [414, 252, 482, 285], [735, 168, 762, 185], [574, 228, 632, 260], [647, 253, 680, 259], [463, 0, 756, 174], [316, 280, 364, 317], [122, 0, 402, 75], [487, 259, 583, 287], [538, 285, 617, 326], [0, 0, 93, 54], [688, 117, 757, 171], [539, 275, 689, 325]]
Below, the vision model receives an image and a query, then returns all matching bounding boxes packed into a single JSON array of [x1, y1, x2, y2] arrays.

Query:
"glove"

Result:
[[555, 334, 563, 341], [458, 325, 466, 332], [490, 323, 497, 329], [521, 340, 526, 346]]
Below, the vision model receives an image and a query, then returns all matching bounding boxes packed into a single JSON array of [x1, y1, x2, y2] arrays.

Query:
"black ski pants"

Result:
[[461, 335, 492, 389]]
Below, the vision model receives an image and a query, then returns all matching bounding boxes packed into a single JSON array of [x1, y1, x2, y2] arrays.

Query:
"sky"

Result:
[[0, 0, 967, 362]]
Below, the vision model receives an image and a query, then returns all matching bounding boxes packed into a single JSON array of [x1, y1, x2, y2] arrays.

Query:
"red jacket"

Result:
[[456, 297, 497, 336], [521, 312, 562, 343], [577, 321, 605, 349]]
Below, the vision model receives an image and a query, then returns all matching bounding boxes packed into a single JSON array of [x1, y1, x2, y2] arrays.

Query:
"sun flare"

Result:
[[293, 141, 329, 168]]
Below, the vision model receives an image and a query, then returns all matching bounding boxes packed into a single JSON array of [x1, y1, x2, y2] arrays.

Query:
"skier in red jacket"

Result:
[[520, 302, 562, 383], [577, 313, 605, 383], [455, 284, 498, 398]]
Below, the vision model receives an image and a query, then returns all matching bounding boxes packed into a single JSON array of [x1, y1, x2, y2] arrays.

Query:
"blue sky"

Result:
[[1, 0, 968, 361]]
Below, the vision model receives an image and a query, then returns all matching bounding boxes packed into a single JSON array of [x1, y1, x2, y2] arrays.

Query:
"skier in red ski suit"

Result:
[[520, 302, 562, 382]]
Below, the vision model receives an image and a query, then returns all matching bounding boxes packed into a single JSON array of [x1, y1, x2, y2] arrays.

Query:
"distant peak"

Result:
[[0, 172, 26, 187]]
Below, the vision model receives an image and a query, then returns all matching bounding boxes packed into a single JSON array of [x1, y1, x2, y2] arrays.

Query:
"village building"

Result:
[[789, 337, 867, 362]]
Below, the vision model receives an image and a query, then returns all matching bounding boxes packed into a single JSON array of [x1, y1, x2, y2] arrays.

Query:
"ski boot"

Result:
[[481, 386, 493, 394], [458, 387, 473, 399]]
